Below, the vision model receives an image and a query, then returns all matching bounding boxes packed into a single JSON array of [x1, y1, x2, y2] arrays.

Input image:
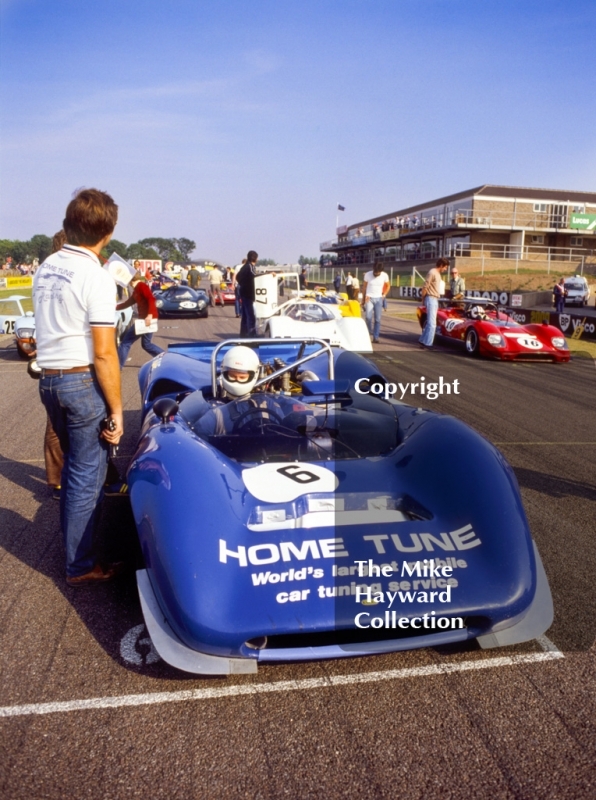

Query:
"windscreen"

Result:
[[186, 391, 399, 462]]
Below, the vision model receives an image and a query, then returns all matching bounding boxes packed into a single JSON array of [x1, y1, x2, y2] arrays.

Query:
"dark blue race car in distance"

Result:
[[154, 286, 209, 318]]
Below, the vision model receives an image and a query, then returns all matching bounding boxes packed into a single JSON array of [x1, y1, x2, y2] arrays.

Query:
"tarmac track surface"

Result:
[[0, 300, 595, 800]]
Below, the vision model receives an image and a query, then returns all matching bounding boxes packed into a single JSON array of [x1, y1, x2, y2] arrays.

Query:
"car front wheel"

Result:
[[465, 328, 480, 356]]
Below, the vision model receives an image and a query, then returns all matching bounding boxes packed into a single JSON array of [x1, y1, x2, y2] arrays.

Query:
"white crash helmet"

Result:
[[470, 305, 486, 320], [220, 346, 260, 397]]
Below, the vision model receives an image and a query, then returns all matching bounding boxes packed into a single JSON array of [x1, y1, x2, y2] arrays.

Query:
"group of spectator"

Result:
[[348, 214, 449, 246]]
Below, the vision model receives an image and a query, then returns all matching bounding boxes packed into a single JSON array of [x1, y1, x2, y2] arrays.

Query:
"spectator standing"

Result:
[[351, 273, 360, 301], [34, 189, 125, 586], [362, 263, 390, 344], [346, 272, 354, 299], [188, 265, 200, 289], [333, 272, 341, 293], [553, 277, 566, 313], [116, 272, 163, 367], [42, 230, 124, 500], [180, 265, 189, 283], [299, 267, 308, 290], [232, 259, 246, 318], [450, 267, 465, 299], [208, 265, 224, 307], [235, 250, 258, 337], [419, 258, 449, 350]]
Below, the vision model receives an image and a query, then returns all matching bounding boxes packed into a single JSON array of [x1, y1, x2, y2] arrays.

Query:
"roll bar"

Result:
[[210, 338, 335, 397]]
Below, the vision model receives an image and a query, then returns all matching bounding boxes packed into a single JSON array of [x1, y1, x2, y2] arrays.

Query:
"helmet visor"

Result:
[[222, 369, 256, 384]]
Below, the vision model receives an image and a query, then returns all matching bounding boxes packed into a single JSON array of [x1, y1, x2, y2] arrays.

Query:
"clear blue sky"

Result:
[[1, 0, 594, 264]]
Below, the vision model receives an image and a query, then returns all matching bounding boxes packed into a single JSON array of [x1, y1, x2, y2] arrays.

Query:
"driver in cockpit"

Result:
[[469, 305, 489, 321], [194, 345, 285, 436]]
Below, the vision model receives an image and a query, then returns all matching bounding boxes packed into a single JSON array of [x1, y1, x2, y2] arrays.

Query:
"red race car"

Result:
[[219, 281, 237, 305], [417, 299, 570, 362]]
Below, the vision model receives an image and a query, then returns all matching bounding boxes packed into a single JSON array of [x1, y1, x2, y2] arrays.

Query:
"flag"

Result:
[[337, 204, 345, 211]]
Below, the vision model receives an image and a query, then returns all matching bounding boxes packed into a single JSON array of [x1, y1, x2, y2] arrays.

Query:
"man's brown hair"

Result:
[[436, 258, 449, 268], [63, 189, 118, 246]]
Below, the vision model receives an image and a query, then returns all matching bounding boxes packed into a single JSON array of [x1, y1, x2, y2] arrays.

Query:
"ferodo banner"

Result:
[[508, 309, 596, 341], [399, 286, 423, 299], [464, 290, 511, 305], [400, 287, 515, 303]]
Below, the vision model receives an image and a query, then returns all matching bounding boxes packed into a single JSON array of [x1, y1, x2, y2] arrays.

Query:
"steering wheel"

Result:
[[231, 407, 285, 434]]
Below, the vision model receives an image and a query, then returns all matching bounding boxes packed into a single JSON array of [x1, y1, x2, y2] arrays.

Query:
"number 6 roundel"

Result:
[[242, 462, 339, 502]]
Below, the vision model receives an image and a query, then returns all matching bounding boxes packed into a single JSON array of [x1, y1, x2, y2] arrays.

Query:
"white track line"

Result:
[[0, 648, 564, 719], [494, 442, 596, 446]]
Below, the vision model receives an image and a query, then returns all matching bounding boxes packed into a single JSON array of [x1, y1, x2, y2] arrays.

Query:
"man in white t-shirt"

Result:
[[208, 266, 224, 307], [362, 263, 390, 343], [34, 189, 124, 587]]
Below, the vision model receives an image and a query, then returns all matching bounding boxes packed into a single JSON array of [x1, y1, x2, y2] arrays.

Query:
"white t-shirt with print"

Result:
[[363, 271, 388, 298], [33, 245, 117, 369]]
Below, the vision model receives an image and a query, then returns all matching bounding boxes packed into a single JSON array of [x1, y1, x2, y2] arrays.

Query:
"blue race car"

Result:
[[129, 338, 553, 675], [154, 286, 209, 317]]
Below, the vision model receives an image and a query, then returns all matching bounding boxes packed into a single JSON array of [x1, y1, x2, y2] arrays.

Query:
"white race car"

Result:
[[12, 288, 133, 360], [259, 296, 373, 352], [0, 295, 29, 336]]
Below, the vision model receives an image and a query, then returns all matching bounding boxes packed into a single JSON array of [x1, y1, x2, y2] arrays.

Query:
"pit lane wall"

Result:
[[509, 308, 596, 341]]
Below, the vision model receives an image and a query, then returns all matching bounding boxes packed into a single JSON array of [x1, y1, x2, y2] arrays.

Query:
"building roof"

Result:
[[348, 185, 596, 230]]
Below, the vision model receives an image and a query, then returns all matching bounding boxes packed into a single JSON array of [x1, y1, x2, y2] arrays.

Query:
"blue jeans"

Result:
[[39, 372, 110, 577], [240, 297, 256, 337], [234, 286, 242, 317], [365, 297, 384, 339], [118, 325, 163, 368], [419, 295, 439, 346]]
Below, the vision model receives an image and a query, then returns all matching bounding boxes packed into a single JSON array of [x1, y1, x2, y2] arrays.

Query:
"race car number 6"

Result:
[[277, 465, 320, 484]]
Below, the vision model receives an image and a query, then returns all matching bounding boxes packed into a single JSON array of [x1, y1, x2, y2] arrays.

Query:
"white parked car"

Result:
[[259, 297, 373, 352], [563, 276, 590, 306]]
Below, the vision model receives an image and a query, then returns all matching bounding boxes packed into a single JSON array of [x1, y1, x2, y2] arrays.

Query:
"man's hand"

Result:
[[144, 314, 153, 326], [92, 326, 123, 444], [101, 412, 124, 444]]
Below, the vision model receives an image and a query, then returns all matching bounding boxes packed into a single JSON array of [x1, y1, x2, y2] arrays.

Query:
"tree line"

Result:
[[0, 236, 197, 265], [1, 235, 338, 268]]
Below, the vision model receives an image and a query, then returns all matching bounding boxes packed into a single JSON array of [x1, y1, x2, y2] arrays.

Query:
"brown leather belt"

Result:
[[41, 365, 94, 376]]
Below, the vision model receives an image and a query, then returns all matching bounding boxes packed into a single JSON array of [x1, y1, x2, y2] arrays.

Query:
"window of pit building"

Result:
[[571, 205, 585, 214], [570, 237, 583, 246], [533, 203, 548, 213], [531, 235, 545, 244]]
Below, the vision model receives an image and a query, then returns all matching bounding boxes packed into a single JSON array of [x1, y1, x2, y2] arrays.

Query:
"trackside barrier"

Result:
[[507, 309, 596, 341]]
